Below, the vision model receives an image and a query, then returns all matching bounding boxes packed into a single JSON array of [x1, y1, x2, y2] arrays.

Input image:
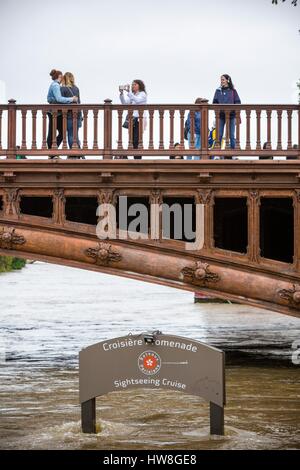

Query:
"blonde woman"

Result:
[[61, 72, 82, 153]]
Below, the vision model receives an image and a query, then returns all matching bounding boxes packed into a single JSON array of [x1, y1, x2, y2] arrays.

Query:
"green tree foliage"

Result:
[[0, 256, 26, 273], [272, 0, 298, 5]]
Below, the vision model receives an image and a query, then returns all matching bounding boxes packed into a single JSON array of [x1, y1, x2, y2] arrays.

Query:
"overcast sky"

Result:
[[0, 0, 299, 105]]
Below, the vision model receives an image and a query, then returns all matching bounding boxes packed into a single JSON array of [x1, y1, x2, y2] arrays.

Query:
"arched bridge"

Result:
[[0, 100, 300, 318]]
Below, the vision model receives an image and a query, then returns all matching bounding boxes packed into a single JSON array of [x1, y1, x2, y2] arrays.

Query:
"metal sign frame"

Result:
[[79, 332, 225, 436]]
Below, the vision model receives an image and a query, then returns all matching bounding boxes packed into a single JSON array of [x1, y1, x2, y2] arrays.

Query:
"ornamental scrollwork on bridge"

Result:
[[52, 189, 66, 225], [0, 227, 26, 250], [3, 188, 20, 217], [181, 261, 220, 285], [196, 189, 213, 205], [278, 284, 300, 308], [150, 189, 163, 205], [52, 188, 65, 202], [85, 242, 122, 266], [98, 189, 117, 206], [249, 189, 260, 202]]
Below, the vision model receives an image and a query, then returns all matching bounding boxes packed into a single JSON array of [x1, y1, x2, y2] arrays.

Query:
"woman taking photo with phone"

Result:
[[119, 80, 147, 159]]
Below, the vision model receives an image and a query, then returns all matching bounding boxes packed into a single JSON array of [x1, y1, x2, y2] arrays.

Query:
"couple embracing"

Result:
[[47, 69, 83, 159]]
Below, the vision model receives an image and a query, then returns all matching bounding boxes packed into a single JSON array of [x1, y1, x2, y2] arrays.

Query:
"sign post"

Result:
[[79, 332, 225, 436]]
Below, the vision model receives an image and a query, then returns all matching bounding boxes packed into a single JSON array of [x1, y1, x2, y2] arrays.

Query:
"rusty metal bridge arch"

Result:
[[0, 100, 300, 318]]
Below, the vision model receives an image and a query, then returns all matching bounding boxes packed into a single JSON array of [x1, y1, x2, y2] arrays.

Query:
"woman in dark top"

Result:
[[61, 72, 82, 152], [213, 74, 241, 153]]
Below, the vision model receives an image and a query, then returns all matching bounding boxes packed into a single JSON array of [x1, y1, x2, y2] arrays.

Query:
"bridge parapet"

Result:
[[0, 100, 299, 160]]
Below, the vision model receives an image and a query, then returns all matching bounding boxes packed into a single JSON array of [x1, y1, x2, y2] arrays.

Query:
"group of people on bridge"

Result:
[[46, 68, 241, 160]]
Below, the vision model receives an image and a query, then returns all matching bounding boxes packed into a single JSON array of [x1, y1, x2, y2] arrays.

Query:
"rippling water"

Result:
[[0, 262, 299, 449]]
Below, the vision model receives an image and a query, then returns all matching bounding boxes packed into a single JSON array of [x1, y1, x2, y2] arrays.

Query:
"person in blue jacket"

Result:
[[185, 97, 208, 160], [213, 74, 241, 154]]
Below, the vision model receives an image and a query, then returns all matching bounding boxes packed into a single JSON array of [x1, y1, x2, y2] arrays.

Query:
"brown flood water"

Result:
[[0, 262, 299, 450]]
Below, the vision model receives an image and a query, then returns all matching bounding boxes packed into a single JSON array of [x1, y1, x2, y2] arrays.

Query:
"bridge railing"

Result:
[[0, 100, 299, 159]]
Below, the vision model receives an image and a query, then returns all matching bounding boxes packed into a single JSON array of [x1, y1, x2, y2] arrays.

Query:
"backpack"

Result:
[[208, 128, 216, 148]]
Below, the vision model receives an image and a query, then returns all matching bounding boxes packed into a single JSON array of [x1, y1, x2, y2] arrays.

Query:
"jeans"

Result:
[[187, 132, 201, 160], [219, 115, 236, 149], [47, 112, 63, 149], [132, 117, 141, 159], [67, 116, 81, 149]]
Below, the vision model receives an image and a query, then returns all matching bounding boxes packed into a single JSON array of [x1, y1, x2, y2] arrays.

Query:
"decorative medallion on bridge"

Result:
[[138, 350, 161, 376], [278, 284, 300, 308], [0, 227, 26, 250], [181, 261, 220, 286], [85, 242, 122, 266]]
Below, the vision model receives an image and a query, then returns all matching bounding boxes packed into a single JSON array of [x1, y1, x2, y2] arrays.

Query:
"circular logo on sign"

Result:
[[138, 350, 161, 375]]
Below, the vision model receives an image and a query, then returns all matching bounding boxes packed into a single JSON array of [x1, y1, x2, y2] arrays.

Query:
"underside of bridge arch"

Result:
[[0, 223, 300, 319]]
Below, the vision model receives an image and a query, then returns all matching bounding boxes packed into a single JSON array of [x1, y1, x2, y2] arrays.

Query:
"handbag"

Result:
[[122, 114, 129, 129]]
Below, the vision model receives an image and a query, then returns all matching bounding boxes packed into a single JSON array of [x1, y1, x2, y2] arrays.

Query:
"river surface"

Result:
[[0, 262, 299, 450]]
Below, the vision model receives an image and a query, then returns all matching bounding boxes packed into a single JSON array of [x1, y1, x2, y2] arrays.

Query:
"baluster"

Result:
[[7, 99, 17, 159], [235, 109, 241, 150], [73, 109, 79, 149], [62, 110, 68, 150], [128, 109, 133, 150], [103, 99, 112, 159], [169, 109, 174, 149], [179, 109, 185, 147], [93, 109, 98, 150], [277, 109, 282, 151], [287, 109, 292, 150], [0, 109, 2, 149], [138, 109, 144, 149], [298, 108, 300, 159], [148, 109, 154, 150], [117, 109, 123, 150], [21, 109, 27, 149], [83, 110, 88, 150], [31, 109, 37, 150], [52, 111, 58, 149], [189, 109, 195, 149], [266, 109, 272, 149], [225, 111, 230, 149], [256, 109, 261, 150], [42, 110, 47, 149], [159, 109, 164, 150], [201, 103, 209, 159], [214, 109, 220, 149], [245, 109, 251, 151]]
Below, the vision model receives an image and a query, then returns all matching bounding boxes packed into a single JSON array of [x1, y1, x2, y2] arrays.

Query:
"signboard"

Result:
[[79, 332, 225, 435]]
